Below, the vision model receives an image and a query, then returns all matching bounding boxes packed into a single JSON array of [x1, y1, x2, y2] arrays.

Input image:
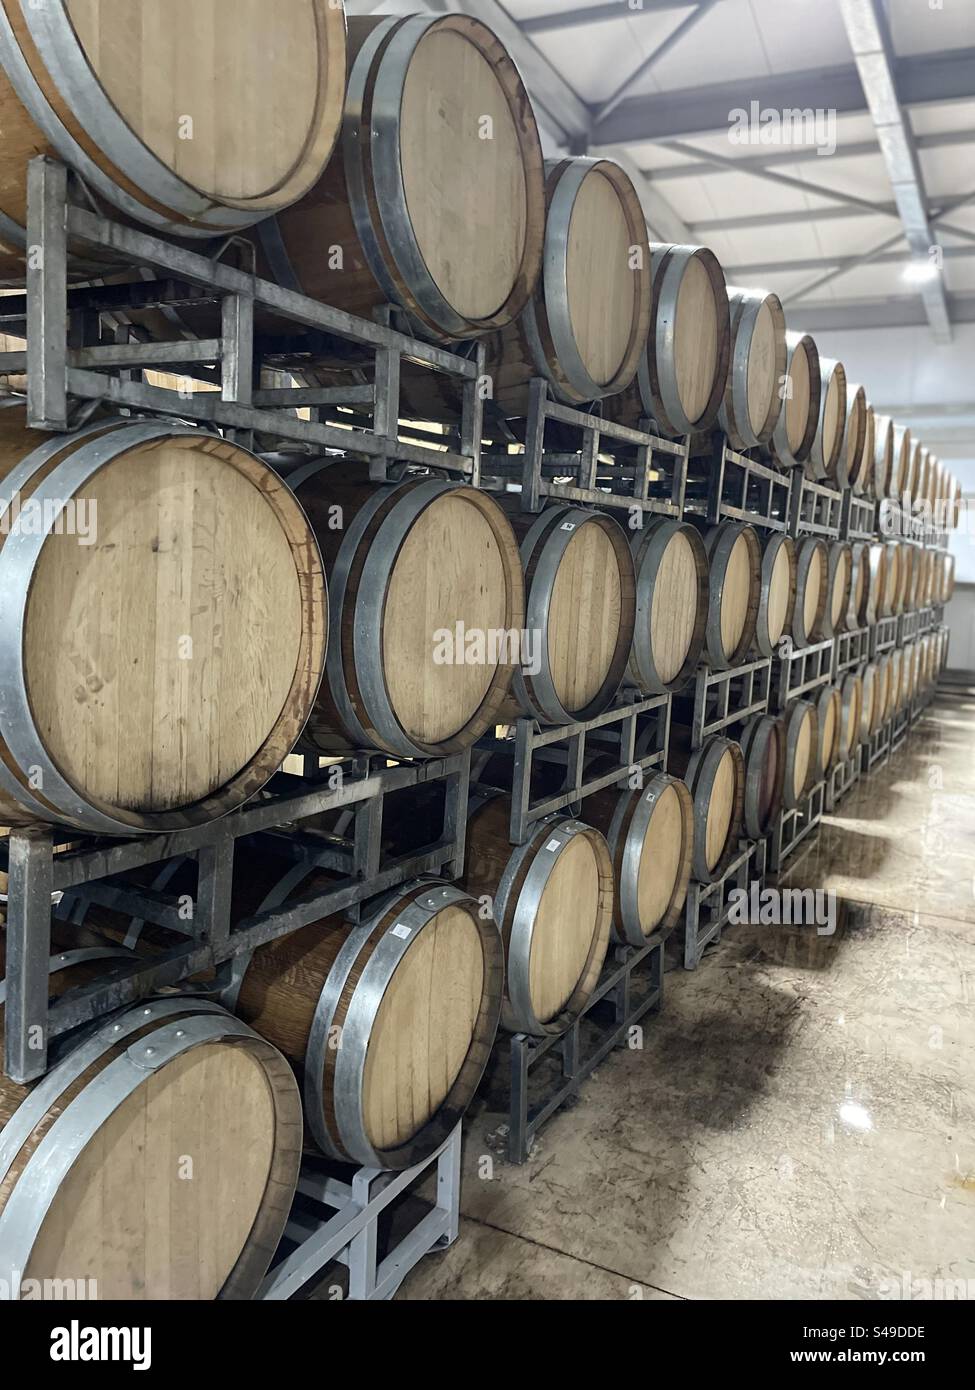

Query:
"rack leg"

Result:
[[435, 1124, 463, 1249], [26, 156, 68, 431], [5, 828, 55, 1082], [508, 1036, 531, 1163]]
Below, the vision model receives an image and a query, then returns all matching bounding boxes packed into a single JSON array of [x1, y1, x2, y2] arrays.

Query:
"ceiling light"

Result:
[[902, 260, 941, 285]]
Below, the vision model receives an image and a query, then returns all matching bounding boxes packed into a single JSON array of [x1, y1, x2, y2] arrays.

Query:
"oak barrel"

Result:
[[464, 796, 613, 1036], [702, 522, 761, 668], [271, 458, 524, 757], [771, 331, 821, 468], [813, 684, 842, 777], [0, 988, 301, 1299], [490, 157, 651, 409], [610, 244, 730, 436], [627, 518, 708, 692], [866, 543, 887, 623], [872, 414, 894, 501], [739, 713, 785, 839], [823, 540, 852, 639], [0, 412, 326, 834], [851, 404, 875, 496], [806, 356, 847, 482], [836, 383, 866, 490], [754, 531, 796, 657], [849, 541, 870, 627], [890, 425, 912, 499], [792, 537, 828, 647], [859, 662, 879, 740], [782, 699, 817, 808], [717, 287, 786, 450], [668, 732, 745, 883], [0, 0, 347, 271], [257, 13, 545, 341], [501, 504, 635, 724], [579, 767, 694, 946], [839, 672, 862, 761]]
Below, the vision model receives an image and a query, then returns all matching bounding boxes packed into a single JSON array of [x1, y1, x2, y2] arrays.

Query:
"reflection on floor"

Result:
[[398, 692, 975, 1300]]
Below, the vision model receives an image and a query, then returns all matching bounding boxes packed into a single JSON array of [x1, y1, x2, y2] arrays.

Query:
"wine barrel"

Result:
[[490, 157, 651, 409], [813, 684, 842, 776], [859, 662, 879, 739], [906, 440, 923, 503], [807, 357, 847, 482], [669, 733, 745, 883], [881, 542, 902, 617], [0, 0, 346, 272], [792, 537, 828, 647], [0, 989, 301, 1299], [890, 425, 912, 498], [230, 875, 502, 1168], [257, 13, 544, 341], [823, 541, 852, 638], [770, 331, 821, 468], [782, 700, 817, 808], [941, 553, 957, 603], [610, 244, 730, 436], [836, 383, 866, 490], [900, 544, 918, 613], [627, 519, 708, 693], [875, 654, 894, 725], [579, 768, 694, 946], [703, 522, 761, 668], [872, 413, 894, 501], [851, 404, 875, 496], [848, 541, 869, 629], [866, 543, 887, 623], [839, 672, 862, 761], [754, 532, 795, 657], [739, 713, 785, 838], [271, 458, 523, 757], [499, 504, 635, 724], [464, 796, 613, 1036], [717, 288, 786, 450], [0, 412, 326, 835], [890, 648, 905, 714]]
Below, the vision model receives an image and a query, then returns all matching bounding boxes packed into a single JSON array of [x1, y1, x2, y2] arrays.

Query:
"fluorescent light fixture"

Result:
[[902, 259, 941, 285]]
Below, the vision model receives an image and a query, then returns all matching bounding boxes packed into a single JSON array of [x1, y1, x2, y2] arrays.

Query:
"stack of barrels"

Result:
[[0, 0, 964, 1304]]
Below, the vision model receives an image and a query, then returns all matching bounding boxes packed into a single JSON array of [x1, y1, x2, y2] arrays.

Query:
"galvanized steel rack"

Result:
[[502, 935, 664, 1164], [866, 719, 893, 771], [769, 782, 824, 873], [773, 636, 834, 709], [0, 156, 486, 482], [478, 378, 687, 517], [258, 1123, 461, 1301], [878, 498, 924, 543], [826, 747, 862, 812], [2, 751, 471, 1084], [684, 656, 772, 746], [788, 475, 843, 538], [897, 611, 921, 646], [682, 838, 765, 970], [477, 692, 671, 845], [891, 706, 910, 754], [834, 625, 870, 676], [683, 436, 790, 531], [869, 616, 899, 657], [840, 489, 877, 542]]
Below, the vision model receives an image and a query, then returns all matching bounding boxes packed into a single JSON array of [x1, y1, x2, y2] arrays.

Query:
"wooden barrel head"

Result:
[[785, 334, 812, 454], [746, 299, 778, 437], [722, 531, 754, 658], [361, 901, 485, 1151], [650, 527, 702, 684], [529, 831, 604, 1023], [566, 165, 643, 388], [705, 745, 737, 872], [548, 517, 627, 713], [768, 540, 794, 646], [829, 544, 851, 632], [637, 781, 688, 930], [383, 491, 509, 744], [788, 702, 816, 804], [821, 370, 843, 468], [674, 253, 720, 423]]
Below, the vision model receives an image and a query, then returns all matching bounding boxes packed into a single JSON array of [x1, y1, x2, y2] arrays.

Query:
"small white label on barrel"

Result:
[[560, 522, 576, 532], [391, 924, 412, 940], [546, 838, 561, 852]]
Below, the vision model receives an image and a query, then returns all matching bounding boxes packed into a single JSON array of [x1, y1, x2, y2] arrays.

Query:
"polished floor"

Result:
[[399, 692, 975, 1300]]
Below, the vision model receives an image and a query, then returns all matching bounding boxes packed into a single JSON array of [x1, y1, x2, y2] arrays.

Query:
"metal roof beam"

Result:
[[643, 128, 975, 180], [521, 1, 700, 33], [725, 244, 975, 279], [596, 2, 719, 124], [786, 294, 975, 332]]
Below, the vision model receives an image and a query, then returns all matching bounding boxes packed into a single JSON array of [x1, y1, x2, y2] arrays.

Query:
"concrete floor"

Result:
[[398, 692, 975, 1300]]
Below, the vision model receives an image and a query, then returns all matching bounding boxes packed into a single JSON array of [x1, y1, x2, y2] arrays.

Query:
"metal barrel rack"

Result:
[[866, 718, 893, 771], [826, 747, 862, 812], [478, 378, 687, 518], [2, 156, 489, 482], [897, 611, 921, 646], [684, 657, 772, 745], [502, 934, 664, 1164], [840, 488, 877, 542], [869, 617, 899, 658], [834, 625, 870, 676], [257, 1123, 462, 1301], [773, 636, 834, 709], [682, 838, 765, 970], [683, 436, 790, 531], [477, 692, 671, 845], [3, 751, 471, 1083], [789, 475, 843, 538], [769, 781, 825, 873]]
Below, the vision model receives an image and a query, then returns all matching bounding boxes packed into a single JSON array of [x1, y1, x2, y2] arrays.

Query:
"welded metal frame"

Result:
[[866, 718, 893, 771], [789, 474, 843, 538], [826, 746, 862, 812], [834, 625, 870, 676], [897, 610, 921, 646], [774, 636, 834, 709], [2, 752, 471, 1083], [505, 934, 664, 1164], [682, 838, 764, 970], [3, 156, 486, 483], [769, 782, 824, 873], [480, 692, 671, 845], [684, 436, 790, 531], [258, 1122, 461, 1301], [690, 656, 772, 746], [869, 616, 899, 658], [890, 705, 910, 754], [478, 378, 687, 517], [877, 498, 925, 543], [840, 488, 878, 541]]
